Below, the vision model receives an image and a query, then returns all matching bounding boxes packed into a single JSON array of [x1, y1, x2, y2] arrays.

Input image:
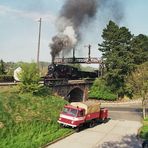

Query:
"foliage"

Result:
[[140, 118, 148, 139], [39, 61, 49, 76], [131, 34, 148, 65], [126, 62, 148, 97], [18, 63, 40, 93], [2, 61, 49, 77], [33, 86, 52, 96], [98, 20, 148, 98], [89, 78, 117, 101], [0, 87, 71, 148], [126, 62, 148, 118], [5, 61, 26, 75], [0, 75, 14, 82], [98, 21, 134, 98], [0, 59, 6, 75]]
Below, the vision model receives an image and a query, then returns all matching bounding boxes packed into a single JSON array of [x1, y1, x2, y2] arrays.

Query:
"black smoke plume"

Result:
[[60, 0, 98, 31], [50, 0, 124, 62]]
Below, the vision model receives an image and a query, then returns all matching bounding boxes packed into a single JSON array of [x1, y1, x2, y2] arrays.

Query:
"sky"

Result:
[[0, 0, 148, 63]]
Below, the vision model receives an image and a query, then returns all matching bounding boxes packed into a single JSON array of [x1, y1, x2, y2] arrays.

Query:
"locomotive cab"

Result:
[[47, 64, 55, 78]]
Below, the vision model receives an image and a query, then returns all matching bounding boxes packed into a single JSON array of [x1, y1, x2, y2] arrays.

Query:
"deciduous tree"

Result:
[[18, 63, 40, 93], [127, 62, 148, 119], [0, 59, 6, 75]]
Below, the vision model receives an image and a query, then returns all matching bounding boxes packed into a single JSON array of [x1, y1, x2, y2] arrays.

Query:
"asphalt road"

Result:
[[107, 107, 143, 121], [47, 102, 143, 148], [102, 102, 143, 121], [47, 120, 142, 148]]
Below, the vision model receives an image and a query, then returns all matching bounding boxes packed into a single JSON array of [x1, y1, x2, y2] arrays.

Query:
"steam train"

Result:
[[44, 64, 98, 84]]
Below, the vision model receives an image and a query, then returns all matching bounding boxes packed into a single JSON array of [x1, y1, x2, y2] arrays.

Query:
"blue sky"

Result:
[[0, 0, 148, 63]]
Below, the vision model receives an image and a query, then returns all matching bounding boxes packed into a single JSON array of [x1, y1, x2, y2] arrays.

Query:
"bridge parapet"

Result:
[[54, 57, 102, 64], [49, 79, 94, 102]]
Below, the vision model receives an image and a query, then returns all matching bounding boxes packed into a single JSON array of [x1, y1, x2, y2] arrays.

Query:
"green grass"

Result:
[[140, 118, 148, 140], [0, 86, 72, 148]]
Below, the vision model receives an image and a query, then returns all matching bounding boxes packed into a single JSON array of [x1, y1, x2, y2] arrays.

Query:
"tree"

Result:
[[98, 21, 134, 98], [127, 62, 148, 119], [131, 34, 148, 65], [18, 63, 40, 93], [0, 59, 6, 75]]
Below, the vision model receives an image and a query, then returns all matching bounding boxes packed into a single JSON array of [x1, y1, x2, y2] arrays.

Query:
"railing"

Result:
[[54, 58, 102, 64]]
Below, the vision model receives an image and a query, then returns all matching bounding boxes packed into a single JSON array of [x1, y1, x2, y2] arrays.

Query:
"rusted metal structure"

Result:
[[54, 46, 103, 64], [54, 57, 102, 64]]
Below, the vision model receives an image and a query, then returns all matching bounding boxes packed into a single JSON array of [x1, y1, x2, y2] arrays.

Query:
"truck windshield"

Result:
[[63, 108, 77, 116]]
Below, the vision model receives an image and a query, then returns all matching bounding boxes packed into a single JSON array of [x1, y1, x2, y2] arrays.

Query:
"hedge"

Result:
[[0, 75, 14, 82]]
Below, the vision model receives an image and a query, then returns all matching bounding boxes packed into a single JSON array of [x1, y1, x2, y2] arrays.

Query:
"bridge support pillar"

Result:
[[83, 87, 89, 102], [50, 81, 93, 102]]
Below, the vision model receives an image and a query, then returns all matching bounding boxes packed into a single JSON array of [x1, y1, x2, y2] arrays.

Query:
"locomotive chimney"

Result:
[[51, 56, 55, 64], [62, 50, 65, 63]]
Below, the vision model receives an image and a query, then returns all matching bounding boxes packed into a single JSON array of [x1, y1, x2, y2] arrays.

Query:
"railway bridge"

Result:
[[0, 79, 94, 102], [49, 79, 94, 102]]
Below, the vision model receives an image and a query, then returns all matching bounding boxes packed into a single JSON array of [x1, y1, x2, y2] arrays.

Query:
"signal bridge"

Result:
[[54, 45, 103, 64], [54, 57, 103, 64]]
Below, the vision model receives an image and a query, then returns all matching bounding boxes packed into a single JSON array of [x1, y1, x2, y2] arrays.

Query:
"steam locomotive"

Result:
[[44, 64, 98, 80]]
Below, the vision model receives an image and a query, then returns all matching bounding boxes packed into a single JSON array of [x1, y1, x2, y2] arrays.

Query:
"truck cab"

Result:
[[58, 105, 85, 128], [58, 101, 108, 129]]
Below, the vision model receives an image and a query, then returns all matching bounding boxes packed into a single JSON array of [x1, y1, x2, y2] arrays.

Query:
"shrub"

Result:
[[18, 63, 40, 93], [33, 86, 52, 96], [140, 118, 148, 139], [89, 78, 117, 101], [0, 75, 14, 82]]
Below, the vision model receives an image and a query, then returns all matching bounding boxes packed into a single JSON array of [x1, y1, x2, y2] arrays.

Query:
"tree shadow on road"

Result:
[[97, 134, 142, 148]]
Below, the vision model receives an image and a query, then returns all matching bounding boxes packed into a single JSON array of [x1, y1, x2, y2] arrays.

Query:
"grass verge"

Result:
[[140, 117, 148, 140], [0, 86, 72, 148]]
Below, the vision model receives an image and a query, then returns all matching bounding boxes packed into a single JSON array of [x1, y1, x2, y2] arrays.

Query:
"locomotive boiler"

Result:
[[45, 64, 98, 80]]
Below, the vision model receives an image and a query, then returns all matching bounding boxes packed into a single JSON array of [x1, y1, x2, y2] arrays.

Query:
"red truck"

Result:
[[58, 101, 108, 131]]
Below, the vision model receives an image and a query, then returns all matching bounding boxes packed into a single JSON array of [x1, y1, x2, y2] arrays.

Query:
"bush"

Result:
[[0, 75, 14, 82], [18, 63, 40, 93], [140, 118, 148, 140], [89, 78, 117, 101], [33, 86, 52, 96]]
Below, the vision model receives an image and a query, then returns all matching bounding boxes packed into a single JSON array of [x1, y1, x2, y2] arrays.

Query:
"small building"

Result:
[[13, 67, 22, 82]]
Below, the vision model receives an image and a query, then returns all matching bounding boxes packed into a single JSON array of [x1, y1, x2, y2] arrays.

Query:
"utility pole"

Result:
[[88, 44, 91, 60], [37, 18, 42, 70]]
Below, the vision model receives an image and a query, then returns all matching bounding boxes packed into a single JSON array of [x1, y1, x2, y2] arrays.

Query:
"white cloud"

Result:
[[0, 4, 56, 22]]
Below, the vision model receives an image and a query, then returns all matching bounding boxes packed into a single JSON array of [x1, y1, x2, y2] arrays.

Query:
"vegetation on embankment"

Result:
[[0, 86, 72, 148], [140, 118, 148, 140], [89, 78, 117, 101]]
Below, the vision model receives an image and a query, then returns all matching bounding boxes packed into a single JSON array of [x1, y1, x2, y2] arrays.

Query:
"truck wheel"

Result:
[[75, 126, 81, 132], [75, 127, 80, 132], [103, 118, 109, 123], [75, 124, 83, 132], [89, 120, 96, 128], [60, 124, 64, 128]]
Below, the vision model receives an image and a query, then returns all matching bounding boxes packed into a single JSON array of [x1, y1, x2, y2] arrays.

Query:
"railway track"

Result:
[[0, 82, 17, 86], [0, 81, 44, 86], [0, 78, 94, 87]]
